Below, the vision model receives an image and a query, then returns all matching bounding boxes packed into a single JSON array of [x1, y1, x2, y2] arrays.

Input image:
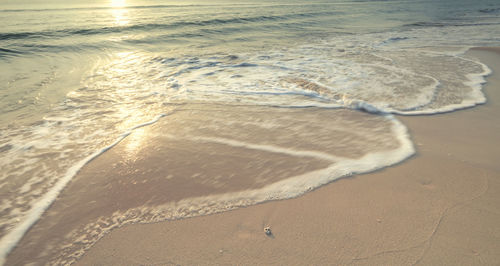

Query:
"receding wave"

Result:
[[1, 104, 415, 265]]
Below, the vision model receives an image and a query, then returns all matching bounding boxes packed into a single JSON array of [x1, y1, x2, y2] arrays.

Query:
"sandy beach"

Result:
[[2, 0, 500, 265], [5, 48, 499, 265], [76, 48, 500, 265]]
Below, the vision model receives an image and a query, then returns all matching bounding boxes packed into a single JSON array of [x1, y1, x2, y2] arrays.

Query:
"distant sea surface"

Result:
[[1, 0, 499, 263]]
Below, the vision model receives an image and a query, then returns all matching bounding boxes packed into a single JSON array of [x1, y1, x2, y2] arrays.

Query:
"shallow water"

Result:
[[1, 0, 499, 263]]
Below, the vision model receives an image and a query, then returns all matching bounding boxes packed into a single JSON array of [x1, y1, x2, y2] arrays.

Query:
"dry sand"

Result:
[[74, 48, 500, 265]]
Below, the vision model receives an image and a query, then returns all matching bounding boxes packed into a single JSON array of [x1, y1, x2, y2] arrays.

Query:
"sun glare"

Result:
[[111, 0, 126, 8], [110, 0, 129, 25]]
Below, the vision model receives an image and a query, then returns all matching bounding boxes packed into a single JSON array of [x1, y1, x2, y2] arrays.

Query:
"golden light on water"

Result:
[[110, 0, 128, 25], [111, 0, 126, 8], [110, 1, 129, 26], [124, 127, 147, 158], [105, 51, 159, 160]]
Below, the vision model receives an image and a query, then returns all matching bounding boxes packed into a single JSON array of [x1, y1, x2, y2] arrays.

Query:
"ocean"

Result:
[[1, 0, 500, 264]]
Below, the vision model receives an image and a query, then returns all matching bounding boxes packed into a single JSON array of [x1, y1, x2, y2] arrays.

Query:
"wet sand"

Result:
[[76, 48, 500, 265]]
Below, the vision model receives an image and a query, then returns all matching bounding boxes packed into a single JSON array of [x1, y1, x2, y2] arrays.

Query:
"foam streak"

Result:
[[195, 136, 341, 162]]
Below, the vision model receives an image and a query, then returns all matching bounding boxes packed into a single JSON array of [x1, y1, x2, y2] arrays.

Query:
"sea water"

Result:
[[0, 0, 499, 264]]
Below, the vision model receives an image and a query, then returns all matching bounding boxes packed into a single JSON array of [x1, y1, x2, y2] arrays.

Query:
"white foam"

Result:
[[194, 136, 342, 162], [0, 113, 168, 265], [389, 53, 491, 115], [255, 115, 414, 198], [158, 40, 490, 116]]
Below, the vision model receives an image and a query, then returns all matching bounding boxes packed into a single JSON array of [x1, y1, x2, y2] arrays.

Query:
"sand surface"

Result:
[[73, 48, 500, 265]]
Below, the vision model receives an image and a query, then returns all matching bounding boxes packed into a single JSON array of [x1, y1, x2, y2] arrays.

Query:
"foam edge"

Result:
[[391, 52, 492, 116]]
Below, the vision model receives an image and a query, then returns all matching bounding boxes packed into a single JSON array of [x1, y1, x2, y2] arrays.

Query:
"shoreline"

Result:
[[76, 47, 500, 265], [4, 47, 499, 265]]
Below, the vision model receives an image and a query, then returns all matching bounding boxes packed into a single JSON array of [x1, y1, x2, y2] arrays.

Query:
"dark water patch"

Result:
[[233, 63, 258, 68], [14, 43, 103, 55], [377, 36, 410, 46], [404, 21, 500, 28], [0, 48, 24, 57], [0, 144, 13, 153], [387, 37, 409, 42], [0, 48, 22, 54], [0, 32, 49, 41], [478, 8, 500, 14], [405, 22, 448, 27]]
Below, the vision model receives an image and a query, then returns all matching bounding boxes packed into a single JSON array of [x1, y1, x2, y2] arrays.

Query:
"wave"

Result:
[[0, 11, 339, 41], [404, 21, 500, 28], [0, 4, 225, 13], [0, 48, 24, 57], [0, 2, 349, 13], [478, 7, 500, 14]]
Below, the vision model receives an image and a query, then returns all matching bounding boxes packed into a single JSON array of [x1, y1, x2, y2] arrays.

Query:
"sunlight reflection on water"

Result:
[[111, 8, 129, 26], [111, 0, 127, 8]]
